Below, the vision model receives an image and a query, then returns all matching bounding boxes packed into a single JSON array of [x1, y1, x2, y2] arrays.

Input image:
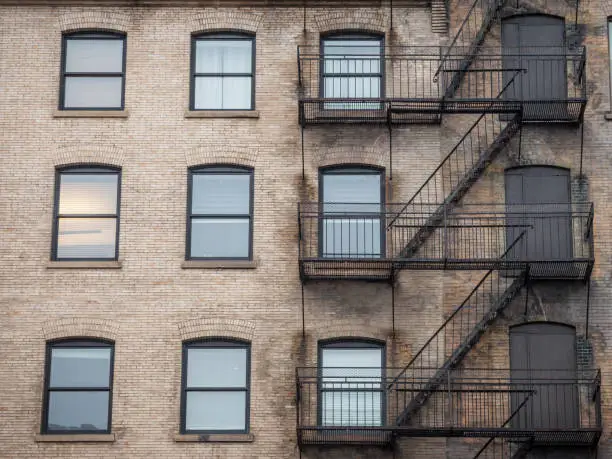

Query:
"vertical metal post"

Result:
[[301, 125, 305, 180], [517, 124, 523, 162], [392, 281, 396, 338], [579, 121, 585, 177], [389, 125, 393, 199], [301, 283, 306, 338], [585, 277, 591, 339], [390, 0, 394, 30]]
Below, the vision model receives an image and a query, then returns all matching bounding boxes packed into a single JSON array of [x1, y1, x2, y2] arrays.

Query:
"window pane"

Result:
[[190, 218, 249, 258], [322, 390, 382, 426], [187, 348, 247, 388], [322, 218, 381, 258], [323, 173, 381, 211], [323, 40, 381, 74], [322, 348, 383, 369], [324, 76, 381, 99], [48, 391, 109, 431], [186, 391, 246, 431], [195, 39, 252, 73], [59, 174, 118, 215], [192, 173, 250, 214], [65, 39, 123, 73], [57, 218, 116, 259], [64, 76, 122, 108], [194, 76, 252, 110], [50, 348, 111, 388]]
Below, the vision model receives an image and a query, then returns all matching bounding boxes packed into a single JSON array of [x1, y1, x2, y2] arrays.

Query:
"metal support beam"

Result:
[[579, 121, 585, 177], [301, 124, 305, 180], [586, 277, 591, 339], [301, 283, 306, 338]]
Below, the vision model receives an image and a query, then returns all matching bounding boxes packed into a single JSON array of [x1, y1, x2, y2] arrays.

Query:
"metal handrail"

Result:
[[387, 231, 528, 390]]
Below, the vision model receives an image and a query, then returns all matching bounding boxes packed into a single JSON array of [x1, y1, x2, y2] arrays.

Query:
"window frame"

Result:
[[41, 338, 115, 435], [608, 18, 612, 107], [180, 338, 251, 434], [317, 338, 386, 427], [51, 165, 121, 262], [318, 165, 386, 259], [59, 31, 127, 111], [319, 32, 385, 107], [186, 165, 254, 261], [190, 32, 256, 111]]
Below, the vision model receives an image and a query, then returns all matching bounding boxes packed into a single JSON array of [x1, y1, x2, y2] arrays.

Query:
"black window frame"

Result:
[[41, 338, 115, 435], [51, 165, 121, 262], [59, 31, 127, 111], [608, 18, 612, 106], [318, 165, 386, 259], [186, 165, 254, 261], [180, 338, 251, 434], [190, 32, 256, 111], [317, 338, 386, 427], [319, 32, 385, 107]]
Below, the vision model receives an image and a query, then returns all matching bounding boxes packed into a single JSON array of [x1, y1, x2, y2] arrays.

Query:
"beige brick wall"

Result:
[[0, 2, 611, 459]]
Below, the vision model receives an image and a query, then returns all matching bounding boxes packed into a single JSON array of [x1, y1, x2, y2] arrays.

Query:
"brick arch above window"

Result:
[[51, 145, 125, 169], [189, 10, 263, 34], [57, 9, 131, 33], [177, 317, 256, 343], [314, 146, 387, 170], [42, 317, 119, 342], [313, 10, 387, 34], [184, 145, 259, 169]]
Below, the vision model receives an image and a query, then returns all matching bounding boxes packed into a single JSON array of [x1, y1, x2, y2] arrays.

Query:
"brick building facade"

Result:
[[0, 0, 610, 458]]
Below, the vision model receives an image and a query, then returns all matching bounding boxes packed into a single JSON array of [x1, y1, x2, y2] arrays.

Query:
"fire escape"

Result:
[[296, 0, 598, 456]]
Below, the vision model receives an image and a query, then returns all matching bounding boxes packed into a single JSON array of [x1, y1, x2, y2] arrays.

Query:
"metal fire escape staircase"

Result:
[[385, 0, 528, 430], [390, 260, 528, 427]]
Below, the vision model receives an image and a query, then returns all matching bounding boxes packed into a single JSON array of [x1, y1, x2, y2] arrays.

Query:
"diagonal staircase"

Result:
[[388, 105, 521, 260], [438, 0, 508, 99], [389, 263, 528, 426]]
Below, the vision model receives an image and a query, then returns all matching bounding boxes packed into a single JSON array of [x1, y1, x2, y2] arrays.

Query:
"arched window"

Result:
[[42, 339, 114, 434], [318, 339, 385, 426], [60, 31, 126, 110], [319, 165, 384, 258], [187, 165, 254, 260], [52, 166, 121, 261], [190, 32, 255, 110], [321, 32, 383, 109], [181, 339, 251, 433]]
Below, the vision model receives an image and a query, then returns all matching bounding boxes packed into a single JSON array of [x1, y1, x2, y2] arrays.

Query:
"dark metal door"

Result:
[[502, 15, 566, 120], [505, 167, 572, 276], [510, 323, 578, 430]]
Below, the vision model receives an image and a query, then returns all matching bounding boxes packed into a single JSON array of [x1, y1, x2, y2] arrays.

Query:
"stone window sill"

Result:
[[181, 260, 257, 269], [35, 433, 115, 442], [54, 110, 129, 118], [184, 110, 259, 119], [605, 112, 612, 121], [47, 261, 123, 269], [174, 433, 254, 443]]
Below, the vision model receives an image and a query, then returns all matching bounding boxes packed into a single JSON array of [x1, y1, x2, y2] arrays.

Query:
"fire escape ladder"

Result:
[[389, 106, 522, 260], [390, 258, 528, 426], [436, 0, 507, 99]]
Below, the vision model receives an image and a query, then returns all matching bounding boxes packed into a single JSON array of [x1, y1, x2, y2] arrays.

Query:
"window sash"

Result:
[[60, 34, 126, 110], [53, 170, 120, 261], [43, 342, 114, 435], [182, 343, 250, 434], [187, 169, 253, 260], [191, 36, 254, 110]]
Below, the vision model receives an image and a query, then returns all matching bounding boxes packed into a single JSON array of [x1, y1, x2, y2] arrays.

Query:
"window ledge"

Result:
[[54, 110, 129, 118], [181, 260, 257, 269], [35, 434, 115, 442], [47, 261, 123, 269], [604, 112, 612, 121], [184, 110, 259, 119], [174, 433, 254, 443]]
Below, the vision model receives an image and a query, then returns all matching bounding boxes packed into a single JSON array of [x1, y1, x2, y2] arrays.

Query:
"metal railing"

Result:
[[298, 203, 594, 280], [297, 46, 586, 124], [296, 368, 601, 446]]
